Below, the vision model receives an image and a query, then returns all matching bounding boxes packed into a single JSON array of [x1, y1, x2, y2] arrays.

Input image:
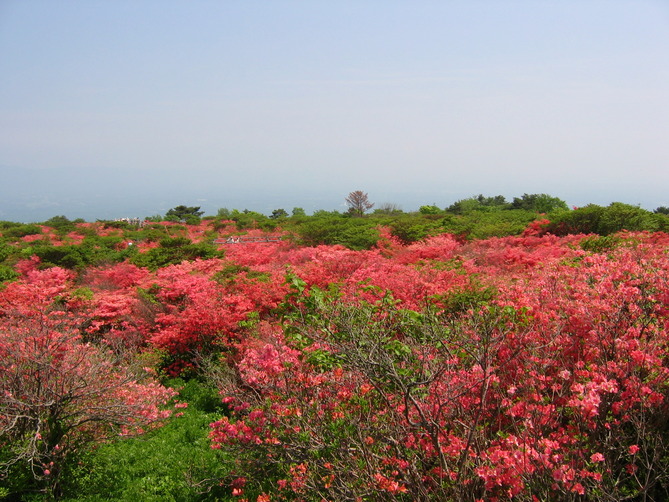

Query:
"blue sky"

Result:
[[1, 1, 668, 221]]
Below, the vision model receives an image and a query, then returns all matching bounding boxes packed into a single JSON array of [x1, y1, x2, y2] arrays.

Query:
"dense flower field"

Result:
[[2, 220, 669, 500]]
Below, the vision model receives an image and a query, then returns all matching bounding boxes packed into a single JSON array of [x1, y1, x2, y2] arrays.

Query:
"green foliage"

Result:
[[283, 198, 551, 246], [441, 210, 537, 239], [312, 209, 342, 218], [0, 265, 19, 283], [130, 238, 221, 270], [579, 235, 623, 253], [0, 446, 35, 502], [137, 283, 161, 301], [127, 225, 172, 244], [270, 208, 288, 219], [159, 236, 191, 248], [545, 203, 660, 236], [165, 206, 204, 224], [447, 194, 508, 214], [41, 215, 76, 234], [72, 286, 94, 301], [58, 380, 231, 502], [216, 208, 231, 219], [431, 286, 497, 315], [655, 212, 669, 232], [334, 221, 380, 250], [0, 242, 12, 263], [183, 215, 202, 225], [32, 245, 87, 269], [28, 235, 131, 270], [0, 223, 43, 239], [295, 216, 380, 250], [418, 205, 442, 215], [213, 263, 269, 285], [229, 210, 269, 230], [510, 193, 568, 213], [33, 244, 111, 270], [291, 207, 306, 217], [546, 204, 603, 234], [597, 202, 660, 235], [447, 198, 482, 214], [258, 220, 279, 232], [389, 216, 442, 243]]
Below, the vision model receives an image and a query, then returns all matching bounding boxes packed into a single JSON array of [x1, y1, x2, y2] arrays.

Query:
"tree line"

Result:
[[1, 192, 669, 260]]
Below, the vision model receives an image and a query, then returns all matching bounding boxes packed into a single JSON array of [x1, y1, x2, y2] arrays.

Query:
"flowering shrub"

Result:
[[209, 232, 669, 500], [0, 270, 176, 498], [5, 222, 669, 500]]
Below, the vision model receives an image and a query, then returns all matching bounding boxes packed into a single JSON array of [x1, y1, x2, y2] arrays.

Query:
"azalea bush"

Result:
[[3, 213, 669, 500], [0, 267, 177, 499], [209, 232, 669, 500]]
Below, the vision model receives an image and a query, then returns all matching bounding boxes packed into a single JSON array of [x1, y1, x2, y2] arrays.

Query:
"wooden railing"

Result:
[[213, 236, 283, 244]]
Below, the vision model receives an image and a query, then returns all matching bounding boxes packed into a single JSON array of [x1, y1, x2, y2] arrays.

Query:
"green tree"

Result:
[[229, 210, 269, 230], [270, 208, 288, 219], [510, 193, 567, 213], [597, 202, 659, 235], [217, 207, 232, 218], [42, 215, 76, 233], [419, 205, 442, 215], [447, 198, 484, 214], [544, 203, 659, 236], [165, 206, 204, 224], [447, 195, 508, 214]]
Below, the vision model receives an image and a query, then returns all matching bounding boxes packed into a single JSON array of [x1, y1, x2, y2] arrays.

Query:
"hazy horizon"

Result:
[[2, 1, 668, 222], [0, 163, 663, 223]]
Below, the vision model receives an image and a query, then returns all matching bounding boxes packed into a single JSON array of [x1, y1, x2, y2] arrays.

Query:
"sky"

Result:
[[1, 0, 668, 222]]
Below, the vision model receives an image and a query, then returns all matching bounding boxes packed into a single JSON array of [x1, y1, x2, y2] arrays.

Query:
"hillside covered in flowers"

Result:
[[2, 207, 669, 500]]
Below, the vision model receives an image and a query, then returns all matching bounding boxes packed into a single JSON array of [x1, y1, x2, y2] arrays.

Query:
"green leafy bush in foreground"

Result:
[[59, 380, 231, 502]]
